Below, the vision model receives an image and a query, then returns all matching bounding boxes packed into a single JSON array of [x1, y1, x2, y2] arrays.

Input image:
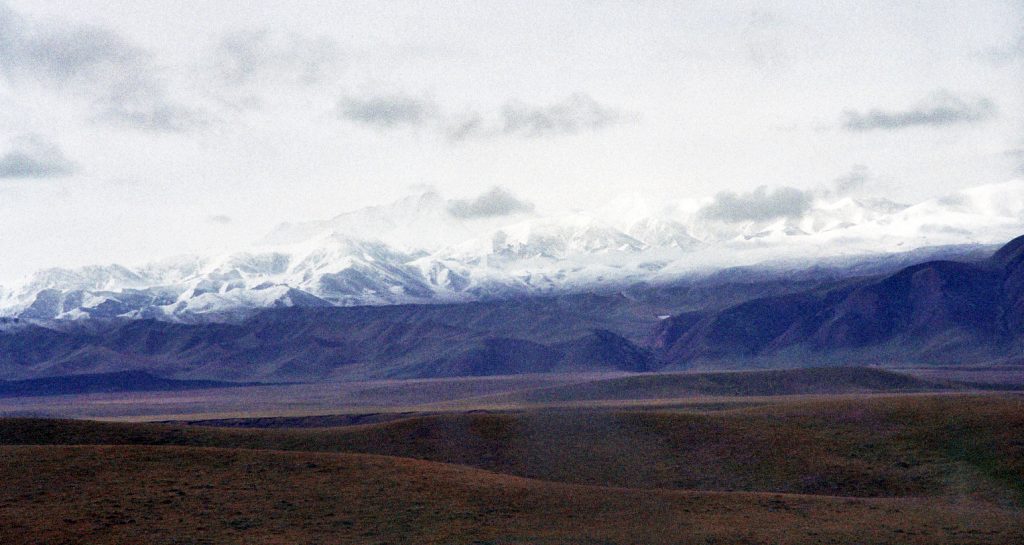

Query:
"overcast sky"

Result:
[[0, 0, 1021, 282]]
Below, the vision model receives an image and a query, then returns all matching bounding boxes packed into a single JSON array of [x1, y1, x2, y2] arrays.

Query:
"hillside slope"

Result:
[[0, 393, 1022, 544], [3, 393, 1021, 501], [656, 234, 1024, 367], [3, 444, 1020, 545]]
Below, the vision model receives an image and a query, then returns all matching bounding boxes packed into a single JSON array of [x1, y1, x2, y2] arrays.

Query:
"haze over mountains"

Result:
[[2, 179, 1022, 323]]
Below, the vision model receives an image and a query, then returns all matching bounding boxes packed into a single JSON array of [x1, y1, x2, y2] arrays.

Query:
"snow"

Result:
[[4, 179, 1023, 321]]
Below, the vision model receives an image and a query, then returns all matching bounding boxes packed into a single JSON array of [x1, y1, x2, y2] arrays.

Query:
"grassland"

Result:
[[3, 444, 1021, 545], [0, 369, 1021, 543]]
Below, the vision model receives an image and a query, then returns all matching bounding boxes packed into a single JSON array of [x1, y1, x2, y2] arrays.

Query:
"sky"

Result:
[[0, 0, 1021, 283]]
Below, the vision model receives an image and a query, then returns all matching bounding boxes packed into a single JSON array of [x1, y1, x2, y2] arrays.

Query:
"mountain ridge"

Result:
[[654, 234, 1024, 367], [0, 233, 1021, 382]]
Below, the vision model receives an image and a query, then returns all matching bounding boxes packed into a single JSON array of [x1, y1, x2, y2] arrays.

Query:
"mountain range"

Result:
[[1, 179, 1022, 323], [655, 232, 1024, 366], [0, 232, 1020, 383]]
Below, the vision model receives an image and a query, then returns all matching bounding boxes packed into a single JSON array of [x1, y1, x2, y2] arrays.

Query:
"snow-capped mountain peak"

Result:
[[3, 180, 1023, 322]]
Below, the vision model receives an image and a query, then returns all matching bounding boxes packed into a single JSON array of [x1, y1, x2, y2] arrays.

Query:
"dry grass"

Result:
[[0, 393, 1021, 544], [0, 444, 1021, 545]]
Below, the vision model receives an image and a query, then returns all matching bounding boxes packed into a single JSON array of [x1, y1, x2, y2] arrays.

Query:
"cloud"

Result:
[[446, 187, 535, 218], [444, 112, 486, 141], [0, 135, 77, 178], [742, 10, 788, 70], [0, 12, 137, 83], [213, 30, 341, 86], [337, 91, 632, 140], [842, 91, 996, 131], [498, 93, 629, 138], [920, 224, 972, 236], [982, 36, 1024, 65], [100, 96, 210, 132], [1006, 148, 1024, 174], [698, 185, 813, 223], [338, 94, 437, 127], [0, 3, 208, 132], [832, 164, 870, 196]]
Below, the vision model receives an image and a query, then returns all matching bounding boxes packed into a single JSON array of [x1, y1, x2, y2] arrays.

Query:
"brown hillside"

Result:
[[1, 444, 1021, 545]]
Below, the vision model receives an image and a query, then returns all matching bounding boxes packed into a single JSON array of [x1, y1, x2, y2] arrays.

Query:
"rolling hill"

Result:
[[0, 392, 1021, 544]]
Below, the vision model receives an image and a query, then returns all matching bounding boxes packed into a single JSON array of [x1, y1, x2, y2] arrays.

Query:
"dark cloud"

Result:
[[0, 135, 77, 178], [338, 94, 436, 127], [0, 3, 208, 132], [842, 92, 996, 131], [699, 185, 813, 223], [832, 164, 870, 196], [499, 93, 628, 137], [214, 30, 341, 86], [447, 187, 535, 218]]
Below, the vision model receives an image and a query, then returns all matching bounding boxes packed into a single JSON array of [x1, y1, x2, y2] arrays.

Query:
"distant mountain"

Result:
[[1, 180, 1022, 323], [0, 371, 250, 398], [484, 367, 963, 404], [0, 294, 661, 382], [655, 234, 1024, 367], [0, 233, 1021, 384]]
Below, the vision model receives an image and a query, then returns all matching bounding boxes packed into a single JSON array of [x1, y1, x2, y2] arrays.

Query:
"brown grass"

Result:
[[0, 393, 1021, 544], [0, 444, 1020, 545]]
